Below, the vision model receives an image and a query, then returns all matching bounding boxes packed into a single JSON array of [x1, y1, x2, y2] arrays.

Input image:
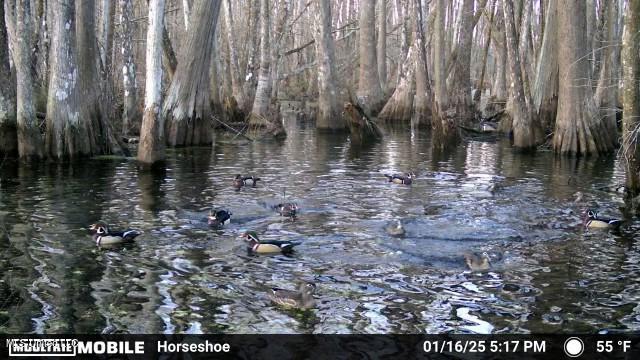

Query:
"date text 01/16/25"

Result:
[[423, 340, 546, 354]]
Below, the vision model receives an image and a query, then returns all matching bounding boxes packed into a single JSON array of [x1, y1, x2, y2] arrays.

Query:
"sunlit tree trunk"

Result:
[[553, 0, 615, 155], [163, 0, 222, 146], [356, 0, 384, 115], [449, 0, 473, 124], [503, 0, 541, 149], [314, 0, 344, 130], [249, 0, 273, 123], [222, 0, 247, 112], [120, 0, 140, 137], [622, 0, 640, 196], [138, 0, 165, 165], [377, 0, 386, 93], [0, 1, 17, 156], [13, 0, 42, 159]]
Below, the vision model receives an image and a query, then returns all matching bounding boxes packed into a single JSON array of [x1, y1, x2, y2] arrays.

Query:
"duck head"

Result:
[[299, 282, 317, 295], [89, 221, 109, 235]]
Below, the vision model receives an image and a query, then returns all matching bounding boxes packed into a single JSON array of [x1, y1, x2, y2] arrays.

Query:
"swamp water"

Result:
[[0, 122, 639, 334]]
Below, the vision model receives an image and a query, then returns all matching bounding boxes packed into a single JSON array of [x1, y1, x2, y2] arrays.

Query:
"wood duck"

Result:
[[384, 172, 415, 185], [583, 209, 622, 230], [274, 202, 298, 217], [208, 209, 232, 228], [385, 220, 405, 236], [464, 252, 491, 272], [233, 174, 261, 188], [89, 221, 141, 246], [269, 282, 316, 310], [241, 231, 300, 254]]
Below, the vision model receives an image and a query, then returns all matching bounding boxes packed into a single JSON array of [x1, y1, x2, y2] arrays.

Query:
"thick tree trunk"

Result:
[[532, 0, 558, 132], [76, 0, 125, 156], [120, 0, 140, 137], [14, 0, 43, 159], [0, 1, 17, 156], [243, 0, 259, 105], [432, 0, 457, 144], [622, 0, 640, 196], [249, 0, 275, 125], [376, 0, 387, 93], [99, 0, 115, 73], [502, 0, 540, 149], [449, 0, 474, 124], [356, 0, 384, 115], [378, 45, 415, 122], [163, 0, 222, 147], [553, 0, 615, 155], [314, 0, 344, 130], [138, 0, 166, 165], [45, 0, 86, 158], [593, 0, 619, 146], [413, 0, 431, 127], [492, 10, 507, 100], [222, 0, 247, 112]]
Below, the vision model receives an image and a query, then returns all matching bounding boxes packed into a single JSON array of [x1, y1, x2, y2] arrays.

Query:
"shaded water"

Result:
[[1, 120, 639, 334]]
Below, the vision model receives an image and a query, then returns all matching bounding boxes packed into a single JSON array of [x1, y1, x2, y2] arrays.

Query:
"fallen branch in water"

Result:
[[211, 115, 254, 141]]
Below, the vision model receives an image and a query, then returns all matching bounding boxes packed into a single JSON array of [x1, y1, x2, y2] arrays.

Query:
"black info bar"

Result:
[[1, 334, 639, 359]]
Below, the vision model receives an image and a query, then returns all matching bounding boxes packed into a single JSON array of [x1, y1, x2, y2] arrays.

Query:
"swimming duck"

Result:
[[89, 221, 141, 246], [241, 231, 300, 254], [464, 252, 491, 272], [269, 282, 316, 310], [583, 209, 622, 230], [385, 220, 405, 236], [384, 172, 415, 185], [274, 202, 298, 217], [233, 174, 261, 188], [208, 209, 232, 227]]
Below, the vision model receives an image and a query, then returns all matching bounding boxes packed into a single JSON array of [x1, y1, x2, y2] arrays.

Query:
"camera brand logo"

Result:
[[6, 339, 78, 357]]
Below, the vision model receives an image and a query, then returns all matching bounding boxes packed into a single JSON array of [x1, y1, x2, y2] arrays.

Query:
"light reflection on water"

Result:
[[0, 122, 638, 334]]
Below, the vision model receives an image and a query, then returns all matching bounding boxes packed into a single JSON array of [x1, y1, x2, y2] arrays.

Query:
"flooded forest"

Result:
[[1, 0, 640, 334]]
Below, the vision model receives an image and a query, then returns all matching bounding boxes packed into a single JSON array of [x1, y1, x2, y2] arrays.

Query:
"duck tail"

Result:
[[384, 174, 393, 182]]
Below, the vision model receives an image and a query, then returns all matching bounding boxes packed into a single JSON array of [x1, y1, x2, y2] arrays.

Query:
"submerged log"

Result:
[[343, 102, 383, 143]]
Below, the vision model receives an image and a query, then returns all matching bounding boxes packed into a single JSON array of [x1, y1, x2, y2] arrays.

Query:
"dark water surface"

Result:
[[1, 122, 639, 334]]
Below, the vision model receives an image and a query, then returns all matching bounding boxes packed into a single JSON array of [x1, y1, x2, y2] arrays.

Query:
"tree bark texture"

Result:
[[377, 0, 387, 93], [314, 0, 344, 130], [413, 0, 431, 127], [532, 0, 558, 132], [449, 0, 474, 124], [138, 0, 166, 165], [502, 0, 540, 149], [14, 0, 43, 159], [356, 0, 384, 115], [45, 0, 86, 158], [120, 0, 140, 137], [432, 0, 457, 144], [593, 0, 619, 145], [553, 0, 615, 155], [76, 0, 125, 156], [0, 0, 17, 156], [163, 0, 222, 147], [250, 0, 273, 123], [622, 0, 640, 195], [223, 0, 247, 112]]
